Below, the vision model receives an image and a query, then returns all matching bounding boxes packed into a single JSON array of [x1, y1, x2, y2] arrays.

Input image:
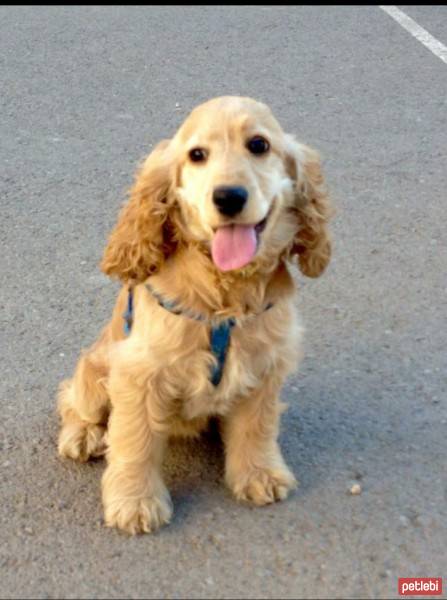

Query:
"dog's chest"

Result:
[[175, 307, 300, 420]]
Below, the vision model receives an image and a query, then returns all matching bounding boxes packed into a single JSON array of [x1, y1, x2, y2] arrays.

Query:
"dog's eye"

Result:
[[189, 147, 208, 163], [247, 136, 270, 155]]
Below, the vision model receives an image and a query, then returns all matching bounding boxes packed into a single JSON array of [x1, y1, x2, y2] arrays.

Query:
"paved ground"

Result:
[[1, 6, 446, 599]]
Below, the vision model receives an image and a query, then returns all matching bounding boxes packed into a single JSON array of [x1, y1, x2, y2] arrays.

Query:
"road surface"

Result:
[[1, 5, 446, 599]]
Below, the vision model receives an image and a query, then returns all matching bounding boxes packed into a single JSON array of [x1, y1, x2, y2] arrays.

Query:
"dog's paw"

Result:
[[58, 422, 107, 463], [104, 490, 173, 535], [230, 466, 298, 506]]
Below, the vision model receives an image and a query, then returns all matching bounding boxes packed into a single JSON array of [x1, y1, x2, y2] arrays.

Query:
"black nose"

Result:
[[213, 186, 248, 217]]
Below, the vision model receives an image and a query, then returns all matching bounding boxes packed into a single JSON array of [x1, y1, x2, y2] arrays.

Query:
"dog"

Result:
[[57, 96, 333, 534]]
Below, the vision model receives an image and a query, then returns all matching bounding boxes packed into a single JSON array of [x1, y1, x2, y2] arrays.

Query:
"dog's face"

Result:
[[101, 96, 333, 282], [172, 97, 295, 272]]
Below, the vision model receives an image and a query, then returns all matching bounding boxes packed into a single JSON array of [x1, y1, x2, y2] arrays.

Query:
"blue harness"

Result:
[[123, 285, 272, 387]]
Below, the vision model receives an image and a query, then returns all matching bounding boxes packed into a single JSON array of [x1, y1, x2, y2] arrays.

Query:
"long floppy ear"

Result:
[[101, 140, 175, 283], [285, 136, 334, 278]]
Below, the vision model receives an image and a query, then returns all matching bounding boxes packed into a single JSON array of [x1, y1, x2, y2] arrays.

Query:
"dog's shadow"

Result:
[[162, 418, 228, 524]]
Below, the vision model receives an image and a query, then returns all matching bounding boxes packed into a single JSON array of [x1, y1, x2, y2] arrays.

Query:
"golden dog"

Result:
[[57, 96, 333, 534]]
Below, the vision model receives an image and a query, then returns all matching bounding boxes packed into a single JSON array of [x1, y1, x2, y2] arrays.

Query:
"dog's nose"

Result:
[[213, 186, 248, 217]]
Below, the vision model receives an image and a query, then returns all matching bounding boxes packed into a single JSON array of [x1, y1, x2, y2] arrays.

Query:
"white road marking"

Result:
[[380, 5, 447, 65]]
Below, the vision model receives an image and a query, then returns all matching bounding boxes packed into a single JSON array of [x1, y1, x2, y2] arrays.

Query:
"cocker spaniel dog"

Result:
[[57, 96, 333, 534]]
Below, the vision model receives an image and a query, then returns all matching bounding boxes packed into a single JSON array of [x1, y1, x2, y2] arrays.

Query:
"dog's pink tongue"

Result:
[[211, 224, 257, 272]]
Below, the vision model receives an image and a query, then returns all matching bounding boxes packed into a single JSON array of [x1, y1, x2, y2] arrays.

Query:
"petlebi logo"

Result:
[[398, 578, 442, 596]]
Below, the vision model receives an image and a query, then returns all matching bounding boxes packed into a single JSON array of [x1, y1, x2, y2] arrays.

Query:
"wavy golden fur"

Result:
[[57, 96, 333, 534]]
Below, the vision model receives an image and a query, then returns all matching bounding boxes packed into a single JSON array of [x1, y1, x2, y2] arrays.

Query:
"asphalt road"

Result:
[[1, 6, 446, 599]]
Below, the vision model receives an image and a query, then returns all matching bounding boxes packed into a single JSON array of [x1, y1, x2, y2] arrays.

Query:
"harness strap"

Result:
[[123, 284, 273, 387], [123, 287, 134, 335], [209, 318, 236, 386]]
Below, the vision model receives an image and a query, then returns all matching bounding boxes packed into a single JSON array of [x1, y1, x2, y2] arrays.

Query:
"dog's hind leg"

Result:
[[57, 346, 110, 462], [58, 288, 128, 462]]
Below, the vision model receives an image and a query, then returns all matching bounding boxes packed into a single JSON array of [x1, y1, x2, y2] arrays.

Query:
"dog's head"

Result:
[[101, 96, 333, 282]]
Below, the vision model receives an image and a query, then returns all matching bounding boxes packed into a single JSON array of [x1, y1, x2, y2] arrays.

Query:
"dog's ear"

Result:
[[101, 140, 176, 284], [284, 136, 334, 278]]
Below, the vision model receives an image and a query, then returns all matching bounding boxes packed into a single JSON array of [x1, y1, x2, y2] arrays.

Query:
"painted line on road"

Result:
[[380, 5, 447, 65]]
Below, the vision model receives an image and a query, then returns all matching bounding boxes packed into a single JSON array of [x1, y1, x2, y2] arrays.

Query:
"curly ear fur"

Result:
[[286, 137, 334, 278], [101, 140, 175, 284]]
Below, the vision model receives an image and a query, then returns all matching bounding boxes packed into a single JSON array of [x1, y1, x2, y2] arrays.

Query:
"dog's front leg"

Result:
[[102, 369, 172, 535], [223, 375, 297, 506]]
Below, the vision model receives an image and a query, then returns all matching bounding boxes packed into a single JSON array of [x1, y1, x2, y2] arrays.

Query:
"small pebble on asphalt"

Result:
[[349, 483, 362, 495]]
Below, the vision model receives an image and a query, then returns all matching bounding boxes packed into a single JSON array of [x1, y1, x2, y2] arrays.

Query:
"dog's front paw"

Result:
[[230, 465, 297, 506], [104, 490, 173, 535]]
